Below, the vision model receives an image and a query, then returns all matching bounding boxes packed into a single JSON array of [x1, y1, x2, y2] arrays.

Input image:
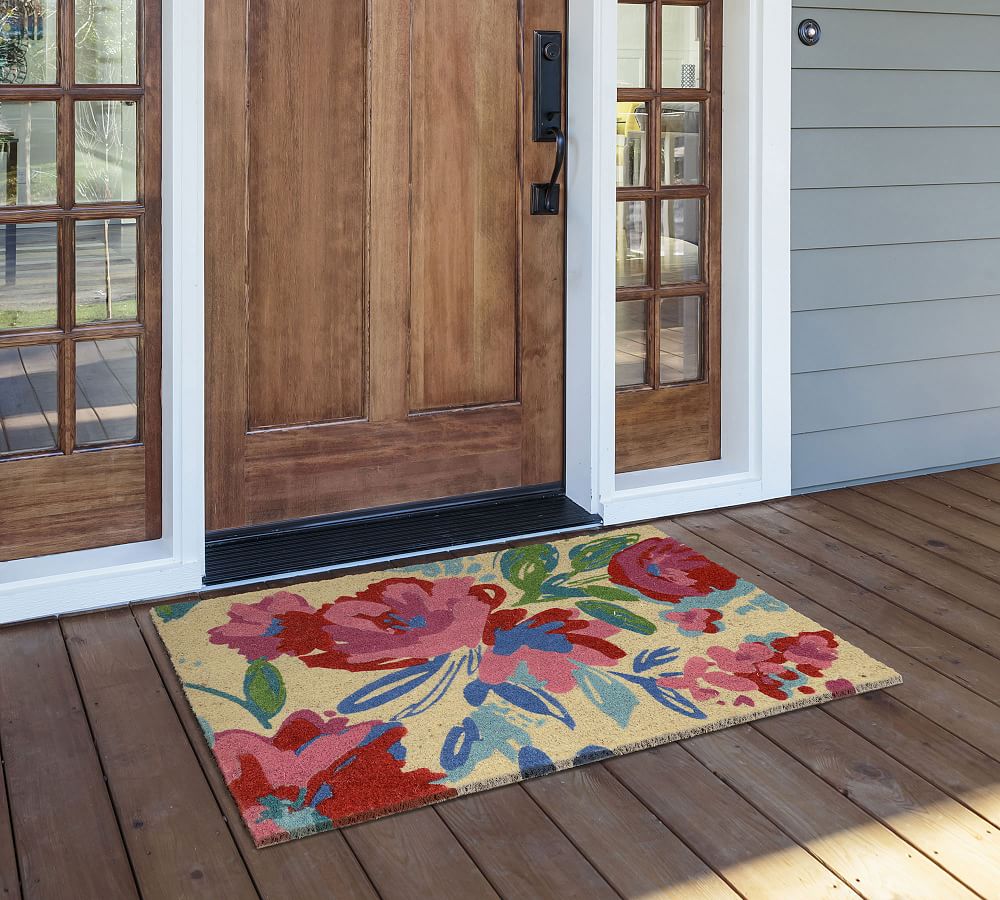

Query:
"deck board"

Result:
[[61, 610, 258, 900], [0, 621, 138, 900], [1, 477, 1000, 898]]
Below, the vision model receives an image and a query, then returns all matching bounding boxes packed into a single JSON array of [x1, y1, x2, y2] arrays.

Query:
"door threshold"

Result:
[[204, 487, 601, 586]]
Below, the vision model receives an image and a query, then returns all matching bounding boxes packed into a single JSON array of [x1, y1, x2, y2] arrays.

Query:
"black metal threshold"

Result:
[[204, 485, 602, 586]]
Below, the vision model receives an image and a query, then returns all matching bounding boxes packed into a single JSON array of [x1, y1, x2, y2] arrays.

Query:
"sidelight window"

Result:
[[0, 0, 155, 459], [615, 0, 718, 392]]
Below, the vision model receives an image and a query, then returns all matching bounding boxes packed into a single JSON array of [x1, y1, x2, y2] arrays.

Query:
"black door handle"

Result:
[[532, 126, 565, 215]]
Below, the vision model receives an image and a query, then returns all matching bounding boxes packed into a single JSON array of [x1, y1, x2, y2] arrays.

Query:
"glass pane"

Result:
[[0, 101, 57, 206], [617, 4, 647, 88], [660, 197, 701, 285], [75, 100, 138, 203], [0, 344, 58, 454], [0, 0, 58, 84], [76, 336, 138, 445], [0, 221, 58, 329], [76, 218, 138, 323], [616, 300, 647, 387], [662, 3, 703, 88], [616, 200, 648, 289], [76, 0, 139, 84], [616, 102, 648, 188], [661, 102, 702, 185], [659, 295, 702, 384]]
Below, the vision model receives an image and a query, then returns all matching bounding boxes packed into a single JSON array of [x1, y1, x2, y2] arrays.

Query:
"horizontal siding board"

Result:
[[794, 1, 1000, 12], [793, 71, 1000, 128], [792, 296, 1000, 373], [792, 241, 1000, 311], [792, 128, 1000, 189], [792, 9, 1000, 71], [792, 184, 1000, 249], [792, 408, 1000, 489], [793, 353, 1000, 434]]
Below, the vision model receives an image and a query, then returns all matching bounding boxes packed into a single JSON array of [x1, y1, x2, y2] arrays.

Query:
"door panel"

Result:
[[410, 0, 519, 411], [246, 0, 366, 430], [207, 0, 566, 531]]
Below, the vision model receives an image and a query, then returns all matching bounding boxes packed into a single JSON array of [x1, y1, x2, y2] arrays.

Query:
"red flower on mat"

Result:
[[771, 630, 838, 678], [657, 630, 842, 703], [608, 537, 738, 602], [665, 607, 724, 634], [478, 607, 626, 692], [277, 577, 506, 672], [208, 591, 315, 661], [213, 710, 455, 845]]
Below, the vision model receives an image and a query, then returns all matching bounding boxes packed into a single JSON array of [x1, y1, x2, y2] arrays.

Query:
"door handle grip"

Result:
[[531, 126, 565, 215]]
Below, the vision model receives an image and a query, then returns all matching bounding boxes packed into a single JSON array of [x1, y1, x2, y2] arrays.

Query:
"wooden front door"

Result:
[[0, 0, 161, 563], [206, 0, 567, 531]]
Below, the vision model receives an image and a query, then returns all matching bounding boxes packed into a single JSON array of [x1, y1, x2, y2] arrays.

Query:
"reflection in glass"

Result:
[[75, 100, 138, 203], [616, 300, 647, 387], [76, 0, 139, 84], [660, 295, 702, 384], [76, 336, 138, 445], [0, 0, 58, 84], [616, 200, 648, 289], [662, 4, 703, 88], [0, 221, 57, 329], [660, 198, 701, 285], [661, 102, 702, 185], [76, 218, 138, 323], [617, 4, 646, 88], [0, 101, 57, 206], [0, 343, 58, 454], [616, 103, 648, 188]]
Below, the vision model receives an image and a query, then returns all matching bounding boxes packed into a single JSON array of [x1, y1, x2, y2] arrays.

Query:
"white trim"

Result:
[[566, 0, 792, 525], [0, 0, 207, 623]]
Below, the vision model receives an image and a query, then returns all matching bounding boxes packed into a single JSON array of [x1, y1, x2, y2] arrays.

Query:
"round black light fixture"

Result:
[[798, 18, 821, 47]]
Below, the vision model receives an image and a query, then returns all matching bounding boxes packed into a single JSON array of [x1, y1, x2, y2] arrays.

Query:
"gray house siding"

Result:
[[790, 3, 1000, 491]]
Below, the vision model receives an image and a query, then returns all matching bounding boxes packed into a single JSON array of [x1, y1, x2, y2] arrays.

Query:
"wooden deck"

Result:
[[3, 472, 1000, 899]]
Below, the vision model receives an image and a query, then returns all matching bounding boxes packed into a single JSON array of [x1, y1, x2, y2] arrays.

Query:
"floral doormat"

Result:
[[152, 526, 901, 847]]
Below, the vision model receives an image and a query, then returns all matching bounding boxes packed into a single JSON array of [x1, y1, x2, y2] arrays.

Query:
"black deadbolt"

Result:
[[543, 41, 561, 61], [798, 18, 821, 46]]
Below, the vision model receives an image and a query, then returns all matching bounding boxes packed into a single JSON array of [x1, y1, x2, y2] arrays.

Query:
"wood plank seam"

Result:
[[56, 618, 145, 899], [597, 762, 751, 898], [760, 498, 1000, 658], [854, 481, 1000, 561], [719, 508, 1000, 705], [746, 719, 993, 897], [674, 743, 864, 898], [0, 713, 24, 900], [832, 489, 1000, 592], [817, 705, 1000, 826], [429, 807, 510, 900], [126, 606, 268, 900]]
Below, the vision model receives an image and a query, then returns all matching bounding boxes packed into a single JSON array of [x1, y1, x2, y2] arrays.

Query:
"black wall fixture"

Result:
[[798, 18, 821, 46]]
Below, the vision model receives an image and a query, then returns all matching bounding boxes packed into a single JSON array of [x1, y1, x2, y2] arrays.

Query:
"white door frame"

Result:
[[0, 0, 792, 623], [565, 0, 793, 524]]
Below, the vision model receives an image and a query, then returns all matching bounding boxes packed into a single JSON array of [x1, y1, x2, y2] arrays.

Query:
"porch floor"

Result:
[[3, 472, 1000, 899]]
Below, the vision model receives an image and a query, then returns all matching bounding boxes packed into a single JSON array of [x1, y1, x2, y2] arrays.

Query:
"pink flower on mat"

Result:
[[825, 678, 856, 697], [478, 607, 625, 693], [208, 591, 315, 661], [278, 577, 506, 672], [771, 631, 839, 678], [665, 607, 724, 634]]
